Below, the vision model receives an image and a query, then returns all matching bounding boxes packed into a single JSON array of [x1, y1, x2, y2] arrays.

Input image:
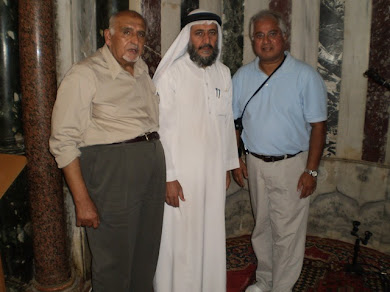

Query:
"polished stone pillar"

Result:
[[181, 0, 199, 27], [270, 0, 291, 50], [0, 1, 24, 154], [18, 1, 72, 290], [96, 0, 129, 48], [362, 0, 390, 163], [142, 0, 162, 76], [222, 0, 244, 75], [318, 0, 345, 157]]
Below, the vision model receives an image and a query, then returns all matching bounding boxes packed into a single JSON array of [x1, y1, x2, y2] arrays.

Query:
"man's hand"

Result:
[[166, 180, 185, 207], [297, 172, 317, 199], [297, 121, 326, 199], [62, 158, 100, 229], [232, 158, 248, 187], [75, 197, 100, 228]]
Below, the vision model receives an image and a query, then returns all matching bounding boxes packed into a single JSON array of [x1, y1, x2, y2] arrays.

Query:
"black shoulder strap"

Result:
[[239, 54, 287, 121]]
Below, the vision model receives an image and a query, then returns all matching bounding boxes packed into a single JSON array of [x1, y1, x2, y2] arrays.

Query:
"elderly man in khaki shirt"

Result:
[[50, 10, 165, 292]]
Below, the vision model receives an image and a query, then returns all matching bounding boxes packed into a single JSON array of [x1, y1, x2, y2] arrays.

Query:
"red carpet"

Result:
[[226, 235, 390, 292]]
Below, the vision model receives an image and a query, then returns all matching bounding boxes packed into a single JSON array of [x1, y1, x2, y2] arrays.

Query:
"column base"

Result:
[[26, 270, 89, 292]]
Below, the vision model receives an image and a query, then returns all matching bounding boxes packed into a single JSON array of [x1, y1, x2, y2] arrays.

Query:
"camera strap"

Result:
[[238, 54, 287, 124]]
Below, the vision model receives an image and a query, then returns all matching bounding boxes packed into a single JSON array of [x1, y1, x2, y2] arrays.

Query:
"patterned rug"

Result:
[[226, 235, 390, 292]]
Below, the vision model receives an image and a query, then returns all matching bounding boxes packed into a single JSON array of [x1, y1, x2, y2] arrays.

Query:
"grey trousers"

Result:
[[80, 140, 166, 292]]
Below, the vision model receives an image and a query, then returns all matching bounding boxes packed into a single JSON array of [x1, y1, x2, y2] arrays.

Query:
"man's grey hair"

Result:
[[108, 10, 147, 35], [249, 10, 287, 40]]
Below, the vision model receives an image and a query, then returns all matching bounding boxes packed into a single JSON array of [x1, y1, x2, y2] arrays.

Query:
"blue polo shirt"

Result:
[[232, 52, 327, 156]]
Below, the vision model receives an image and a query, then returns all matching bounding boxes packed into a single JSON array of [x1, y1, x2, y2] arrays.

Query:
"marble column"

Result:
[[318, 0, 345, 157], [161, 0, 181, 55], [222, 0, 244, 75], [242, 0, 268, 64], [18, 1, 72, 291], [181, 0, 199, 27], [336, 0, 371, 161], [362, 0, 390, 163], [0, 1, 24, 154], [290, 0, 320, 68], [269, 0, 291, 50], [142, 0, 162, 76], [96, 0, 130, 48]]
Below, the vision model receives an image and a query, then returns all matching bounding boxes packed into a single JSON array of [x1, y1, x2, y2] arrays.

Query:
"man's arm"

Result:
[[297, 121, 326, 198], [232, 129, 248, 187], [62, 158, 100, 228], [156, 82, 185, 207]]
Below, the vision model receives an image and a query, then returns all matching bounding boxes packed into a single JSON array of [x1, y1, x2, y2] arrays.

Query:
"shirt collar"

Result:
[[101, 44, 149, 79], [254, 51, 290, 74]]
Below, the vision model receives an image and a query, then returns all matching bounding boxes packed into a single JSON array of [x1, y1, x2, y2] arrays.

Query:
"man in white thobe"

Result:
[[153, 9, 239, 292]]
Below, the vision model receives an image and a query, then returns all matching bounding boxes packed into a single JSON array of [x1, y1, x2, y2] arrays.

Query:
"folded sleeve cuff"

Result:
[[55, 149, 81, 169], [226, 158, 239, 171]]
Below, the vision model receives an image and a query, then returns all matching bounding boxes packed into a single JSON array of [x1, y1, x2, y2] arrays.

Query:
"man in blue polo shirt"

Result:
[[232, 10, 327, 292]]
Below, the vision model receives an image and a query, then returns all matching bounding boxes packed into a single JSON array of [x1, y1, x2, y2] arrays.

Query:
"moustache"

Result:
[[128, 45, 139, 51], [198, 44, 213, 50]]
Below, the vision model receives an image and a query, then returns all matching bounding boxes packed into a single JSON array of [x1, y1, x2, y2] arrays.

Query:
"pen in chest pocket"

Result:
[[215, 88, 220, 98]]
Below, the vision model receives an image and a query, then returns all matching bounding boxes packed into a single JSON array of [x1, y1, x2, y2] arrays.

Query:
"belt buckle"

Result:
[[145, 132, 152, 141]]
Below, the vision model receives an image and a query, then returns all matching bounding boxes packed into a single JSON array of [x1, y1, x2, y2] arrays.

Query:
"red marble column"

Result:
[[269, 0, 292, 50], [362, 0, 390, 163], [18, 1, 73, 291]]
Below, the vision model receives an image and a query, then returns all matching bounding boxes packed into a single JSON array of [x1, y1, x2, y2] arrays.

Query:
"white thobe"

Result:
[[153, 53, 238, 292]]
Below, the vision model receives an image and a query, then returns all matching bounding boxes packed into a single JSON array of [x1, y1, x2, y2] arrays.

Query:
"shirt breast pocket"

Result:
[[215, 89, 231, 116]]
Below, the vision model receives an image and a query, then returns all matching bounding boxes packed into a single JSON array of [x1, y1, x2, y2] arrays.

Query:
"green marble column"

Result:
[[222, 0, 244, 75], [181, 0, 199, 27], [0, 169, 33, 289], [96, 0, 129, 49], [0, 1, 24, 154]]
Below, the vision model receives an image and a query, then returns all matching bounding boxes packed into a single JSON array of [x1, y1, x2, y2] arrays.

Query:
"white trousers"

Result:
[[247, 152, 309, 292]]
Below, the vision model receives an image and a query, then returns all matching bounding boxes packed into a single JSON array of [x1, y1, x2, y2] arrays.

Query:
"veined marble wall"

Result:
[[319, 0, 344, 157]]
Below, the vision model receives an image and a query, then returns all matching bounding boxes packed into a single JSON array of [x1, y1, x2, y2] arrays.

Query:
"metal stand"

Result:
[[345, 221, 372, 274]]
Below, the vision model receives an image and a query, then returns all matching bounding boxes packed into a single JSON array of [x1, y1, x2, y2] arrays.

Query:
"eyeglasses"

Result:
[[252, 30, 281, 41]]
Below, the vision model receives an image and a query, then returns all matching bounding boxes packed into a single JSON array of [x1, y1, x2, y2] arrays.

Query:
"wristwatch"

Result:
[[304, 169, 318, 177]]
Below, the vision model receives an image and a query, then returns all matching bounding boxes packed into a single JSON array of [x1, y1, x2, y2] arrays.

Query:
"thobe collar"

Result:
[[183, 52, 217, 72]]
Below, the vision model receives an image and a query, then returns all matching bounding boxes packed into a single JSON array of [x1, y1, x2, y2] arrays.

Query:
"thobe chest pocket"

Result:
[[213, 88, 231, 116]]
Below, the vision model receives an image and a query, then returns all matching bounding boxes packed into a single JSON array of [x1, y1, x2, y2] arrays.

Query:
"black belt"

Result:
[[250, 151, 302, 162], [114, 132, 159, 144]]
